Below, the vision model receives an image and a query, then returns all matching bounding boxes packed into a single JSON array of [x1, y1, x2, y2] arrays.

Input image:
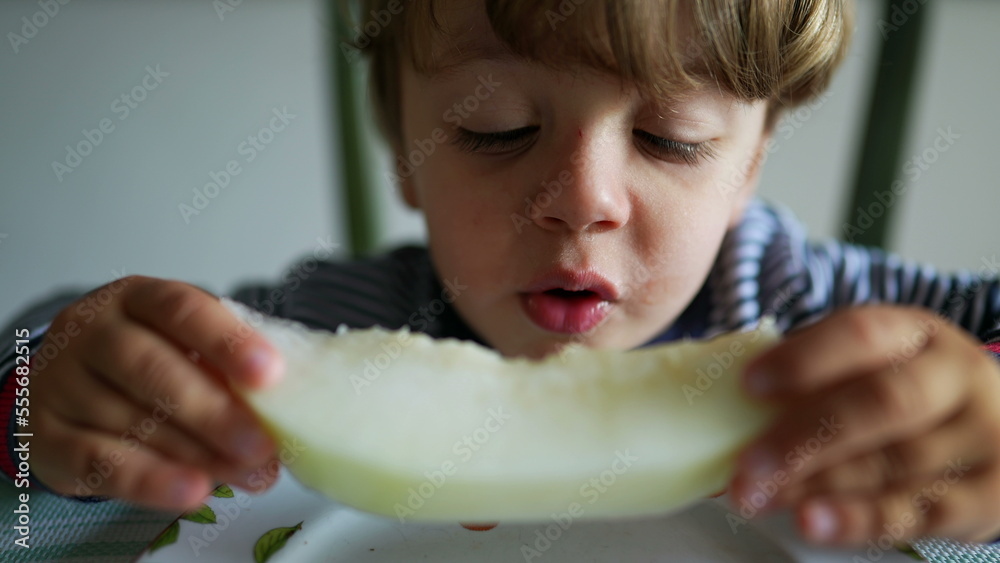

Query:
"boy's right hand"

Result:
[[24, 276, 284, 512]]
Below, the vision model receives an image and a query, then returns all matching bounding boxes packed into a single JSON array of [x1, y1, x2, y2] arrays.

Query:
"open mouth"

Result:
[[542, 288, 600, 300], [520, 273, 617, 334]]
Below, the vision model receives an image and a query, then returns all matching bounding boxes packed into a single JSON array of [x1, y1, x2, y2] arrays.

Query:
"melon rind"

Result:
[[226, 299, 779, 522]]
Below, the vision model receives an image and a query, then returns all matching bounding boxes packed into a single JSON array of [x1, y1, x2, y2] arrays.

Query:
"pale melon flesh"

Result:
[[226, 300, 779, 523]]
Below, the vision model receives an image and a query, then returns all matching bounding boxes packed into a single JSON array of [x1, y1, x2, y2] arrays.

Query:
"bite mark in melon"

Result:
[[226, 299, 779, 522]]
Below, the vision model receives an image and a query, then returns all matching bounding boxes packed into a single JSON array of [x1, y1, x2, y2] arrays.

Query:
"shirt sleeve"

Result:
[[793, 241, 1000, 340], [738, 202, 1000, 341], [706, 200, 1000, 342]]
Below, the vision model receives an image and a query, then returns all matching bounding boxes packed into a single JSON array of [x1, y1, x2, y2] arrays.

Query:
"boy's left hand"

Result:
[[730, 305, 1000, 546]]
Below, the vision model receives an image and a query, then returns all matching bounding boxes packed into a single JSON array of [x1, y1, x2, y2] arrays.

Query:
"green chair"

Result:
[[843, 0, 929, 249]]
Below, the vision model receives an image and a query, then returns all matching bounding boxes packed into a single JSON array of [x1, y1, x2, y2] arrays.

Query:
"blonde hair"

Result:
[[354, 0, 853, 145]]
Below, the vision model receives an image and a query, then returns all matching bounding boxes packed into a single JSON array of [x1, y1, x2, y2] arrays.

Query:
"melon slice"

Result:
[[225, 299, 779, 522]]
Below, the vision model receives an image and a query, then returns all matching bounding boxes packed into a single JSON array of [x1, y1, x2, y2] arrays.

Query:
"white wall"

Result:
[[757, 0, 1000, 271], [0, 0, 341, 324], [894, 0, 1000, 270], [2, 0, 997, 327]]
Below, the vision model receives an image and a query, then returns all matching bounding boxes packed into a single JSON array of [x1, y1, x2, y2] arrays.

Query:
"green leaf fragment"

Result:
[[148, 520, 180, 553], [253, 521, 304, 563], [896, 543, 926, 561], [212, 484, 235, 498], [181, 504, 217, 524]]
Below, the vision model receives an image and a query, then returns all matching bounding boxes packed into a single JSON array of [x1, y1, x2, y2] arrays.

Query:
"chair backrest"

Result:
[[332, 0, 380, 257], [842, 0, 929, 249]]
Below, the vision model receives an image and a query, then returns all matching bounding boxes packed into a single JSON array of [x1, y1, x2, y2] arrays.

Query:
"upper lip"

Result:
[[522, 269, 620, 301]]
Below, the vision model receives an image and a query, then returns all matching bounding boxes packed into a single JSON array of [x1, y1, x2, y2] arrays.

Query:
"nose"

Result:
[[529, 137, 631, 234]]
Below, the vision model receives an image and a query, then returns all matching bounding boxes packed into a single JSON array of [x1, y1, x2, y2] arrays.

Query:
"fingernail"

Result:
[[233, 467, 263, 492], [171, 474, 201, 505], [740, 444, 777, 483], [232, 427, 273, 463], [744, 367, 774, 397], [803, 500, 839, 543], [245, 347, 284, 387]]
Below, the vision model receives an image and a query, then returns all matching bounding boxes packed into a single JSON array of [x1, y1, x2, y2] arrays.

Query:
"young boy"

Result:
[[4, 0, 1000, 549]]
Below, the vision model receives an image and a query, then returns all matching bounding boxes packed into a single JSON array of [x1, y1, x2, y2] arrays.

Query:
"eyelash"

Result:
[[632, 130, 717, 166], [450, 127, 715, 166], [451, 126, 539, 154]]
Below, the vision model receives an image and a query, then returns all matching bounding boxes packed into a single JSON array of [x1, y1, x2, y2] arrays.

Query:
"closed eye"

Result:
[[633, 130, 717, 166], [451, 126, 539, 155]]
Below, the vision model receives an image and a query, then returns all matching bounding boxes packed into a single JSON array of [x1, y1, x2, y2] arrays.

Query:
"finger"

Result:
[[58, 365, 270, 488], [777, 410, 989, 502], [123, 278, 283, 388], [52, 365, 213, 460], [33, 333, 267, 492], [85, 319, 276, 466], [231, 454, 283, 495], [796, 462, 998, 545], [733, 337, 969, 500], [30, 408, 213, 511], [743, 306, 943, 398]]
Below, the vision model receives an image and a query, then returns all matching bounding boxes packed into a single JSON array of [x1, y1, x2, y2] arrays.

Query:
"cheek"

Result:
[[415, 161, 518, 283], [415, 143, 531, 238], [628, 185, 733, 304], [673, 196, 733, 272], [640, 169, 732, 243], [419, 163, 495, 234]]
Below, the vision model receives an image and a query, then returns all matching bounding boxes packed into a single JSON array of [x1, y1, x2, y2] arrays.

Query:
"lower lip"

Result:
[[520, 292, 612, 334]]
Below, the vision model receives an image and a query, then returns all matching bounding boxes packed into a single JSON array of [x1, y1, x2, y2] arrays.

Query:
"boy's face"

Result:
[[397, 1, 770, 359]]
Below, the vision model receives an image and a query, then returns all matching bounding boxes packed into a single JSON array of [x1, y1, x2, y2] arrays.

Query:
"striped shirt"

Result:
[[2, 198, 999, 492]]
